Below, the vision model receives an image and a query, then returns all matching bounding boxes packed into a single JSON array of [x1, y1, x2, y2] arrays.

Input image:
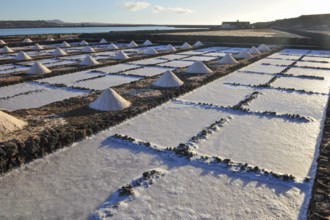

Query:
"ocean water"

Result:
[[0, 26, 189, 36]]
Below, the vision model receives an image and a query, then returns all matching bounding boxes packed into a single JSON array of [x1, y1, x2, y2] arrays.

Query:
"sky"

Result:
[[1, 0, 329, 25]]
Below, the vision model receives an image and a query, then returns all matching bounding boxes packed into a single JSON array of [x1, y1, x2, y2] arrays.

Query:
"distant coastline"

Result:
[[0, 20, 216, 29]]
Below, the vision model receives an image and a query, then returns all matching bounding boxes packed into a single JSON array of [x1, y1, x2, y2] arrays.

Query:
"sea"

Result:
[[0, 26, 190, 36]]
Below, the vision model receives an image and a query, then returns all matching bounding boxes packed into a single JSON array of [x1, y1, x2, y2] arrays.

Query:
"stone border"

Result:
[[308, 96, 330, 219]]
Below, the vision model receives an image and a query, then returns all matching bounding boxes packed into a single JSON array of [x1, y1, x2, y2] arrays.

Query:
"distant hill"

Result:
[[46, 19, 66, 24], [253, 14, 330, 29], [0, 20, 60, 28]]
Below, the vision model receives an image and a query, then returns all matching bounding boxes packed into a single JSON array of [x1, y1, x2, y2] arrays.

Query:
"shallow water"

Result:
[[0, 26, 191, 36]]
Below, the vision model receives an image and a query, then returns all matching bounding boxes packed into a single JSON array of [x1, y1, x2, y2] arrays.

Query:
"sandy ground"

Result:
[[162, 29, 305, 38]]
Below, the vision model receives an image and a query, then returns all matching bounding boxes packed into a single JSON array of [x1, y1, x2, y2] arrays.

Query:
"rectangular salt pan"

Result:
[[272, 77, 330, 94], [71, 75, 142, 90], [203, 52, 227, 57], [122, 66, 173, 77], [260, 59, 295, 66], [181, 81, 256, 107], [129, 58, 166, 65], [182, 56, 216, 62], [0, 86, 89, 111], [223, 71, 274, 86], [240, 64, 287, 74], [157, 60, 194, 68], [112, 101, 230, 148], [36, 70, 106, 85], [196, 113, 322, 178], [157, 54, 189, 60], [0, 82, 46, 99], [295, 61, 330, 69], [176, 51, 208, 56], [248, 89, 328, 121], [302, 56, 330, 63], [267, 54, 302, 60], [96, 64, 141, 74], [286, 67, 330, 80]]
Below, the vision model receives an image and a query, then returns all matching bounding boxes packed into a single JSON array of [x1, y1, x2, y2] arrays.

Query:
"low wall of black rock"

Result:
[[308, 96, 330, 219]]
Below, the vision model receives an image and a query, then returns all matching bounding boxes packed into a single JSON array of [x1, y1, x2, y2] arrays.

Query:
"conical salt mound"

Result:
[[60, 41, 71, 48], [219, 53, 238, 65], [80, 40, 89, 46], [0, 111, 27, 138], [181, 42, 192, 49], [89, 88, 131, 111], [248, 46, 261, 55], [99, 38, 108, 44], [128, 41, 138, 48], [113, 50, 129, 60], [0, 40, 6, 45], [144, 47, 158, 55], [193, 41, 203, 48], [52, 47, 67, 57], [107, 43, 119, 50], [0, 46, 14, 54], [22, 38, 33, 43], [46, 37, 55, 42], [257, 44, 271, 52], [15, 51, 32, 61], [235, 50, 253, 60], [28, 62, 51, 74], [153, 70, 183, 88], [166, 44, 176, 52], [80, 55, 100, 66], [32, 43, 44, 50], [186, 61, 213, 74], [81, 46, 95, 53], [143, 40, 153, 46]]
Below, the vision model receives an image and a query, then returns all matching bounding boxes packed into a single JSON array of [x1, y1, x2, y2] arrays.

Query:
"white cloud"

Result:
[[124, 1, 151, 11], [123, 1, 195, 14], [169, 7, 195, 14], [153, 5, 195, 14], [152, 6, 166, 13]]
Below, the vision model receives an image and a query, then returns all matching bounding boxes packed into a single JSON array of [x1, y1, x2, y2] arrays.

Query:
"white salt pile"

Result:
[[80, 55, 100, 66], [219, 53, 239, 64], [89, 88, 131, 111], [0, 111, 27, 139], [15, 51, 32, 61], [153, 70, 184, 88], [28, 62, 51, 74], [186, 61, 213, 74]]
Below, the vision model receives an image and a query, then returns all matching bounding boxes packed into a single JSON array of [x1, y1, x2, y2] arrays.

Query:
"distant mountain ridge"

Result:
[[253, 14, 330, 29], [46, 19, 66, 24], [0, 20, 60, 28]]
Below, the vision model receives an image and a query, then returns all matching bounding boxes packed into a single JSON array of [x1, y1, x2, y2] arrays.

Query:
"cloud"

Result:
[[152, 6, 166, 13], [169, 7, 195, 14], [123, 1, 195, 14], [153, 5, 195, 14], [124, 1, 151, 11]]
